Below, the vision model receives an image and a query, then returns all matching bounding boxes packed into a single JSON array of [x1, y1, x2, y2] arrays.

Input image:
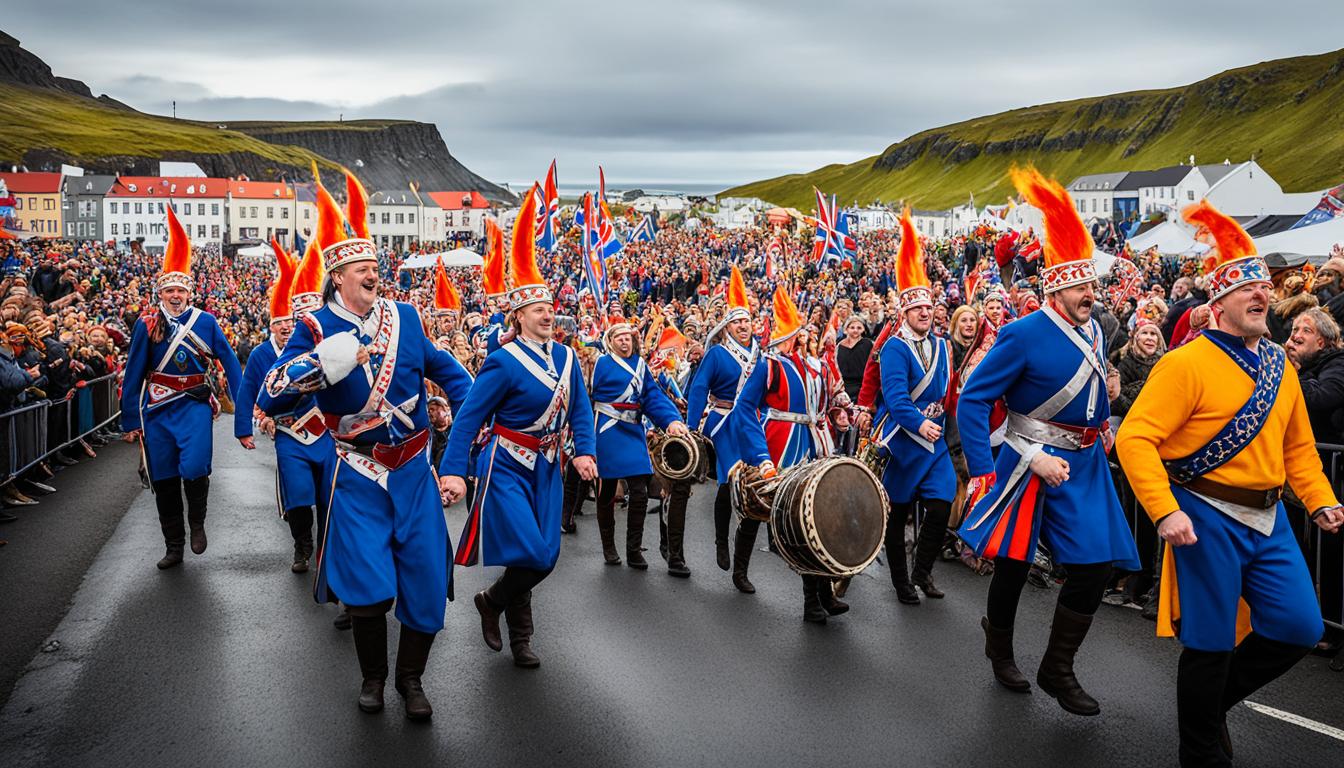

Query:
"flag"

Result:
[[580, 193, 608, 306], [630, 213, 658, 243], [765, 237, 783, 279], [593, 196, 624, 259], [598, 166, 608, 204], [812, 188, 857, 265], [1291, 183, 1344, 229], [293, 230, 307, 256], [535, 160, 560, 252]]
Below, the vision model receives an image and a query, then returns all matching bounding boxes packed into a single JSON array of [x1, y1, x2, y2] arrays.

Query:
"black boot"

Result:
[[1178, 647, 1234, 767], [474, 589, 504, 652], [506, 592, 541, 668], [886, 503, 919, 604], [802, 575, 827, 624], [596, 483, 622, 565], [666, 481, 691, 578], [714, 483, 732, 571], [1036, 604, 1100, 716], [561, 464, 580, 534], [625, 477, 650, 569], [152, 478, 185, 570], [817, 578, 849, 616], [394, 628, 435, 721], [350, 614, 387, 713], [981, 616, 1031, 692], [183, 476, 210, 555], [333, 605, 352, 631], [287, 506, 314, 573], [732, 521, 758, 594], [910, 500, 950, 599]]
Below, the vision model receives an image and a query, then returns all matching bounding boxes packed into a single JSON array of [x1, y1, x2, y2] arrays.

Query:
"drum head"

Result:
[[663, 440, 692, 473], [810, 461, 886, 568]]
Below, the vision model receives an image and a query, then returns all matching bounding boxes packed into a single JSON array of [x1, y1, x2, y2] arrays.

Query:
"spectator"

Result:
[[835, 317, 872, 402], [1288, 307, 1344, 444], [1110, 319, 1167, 421]]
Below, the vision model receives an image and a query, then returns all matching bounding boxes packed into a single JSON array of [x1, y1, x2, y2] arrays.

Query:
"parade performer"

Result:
[[649, 327, 696, 578], [440, 188, 598, 669], [686, 266, 757, 573], [121, 205, 242, 570], [590, 316, 688, 568], [956, 167, 1138, 716], [259, 171, 473, 720], [872, 209, 957, 605], [1116, 200, 1343, 766], [234, 240, 335, 574], [731, 286, 847, 622]]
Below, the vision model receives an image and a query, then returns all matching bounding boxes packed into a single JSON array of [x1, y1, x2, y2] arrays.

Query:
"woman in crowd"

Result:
[[836, 317, 872, 403]]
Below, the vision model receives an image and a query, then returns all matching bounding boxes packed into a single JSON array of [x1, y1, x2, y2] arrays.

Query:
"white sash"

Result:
[[153, 307, 203, 373], [1033, 306, 1103, 422], [892, 336, 946, 454], [499, 340, 574, 469]]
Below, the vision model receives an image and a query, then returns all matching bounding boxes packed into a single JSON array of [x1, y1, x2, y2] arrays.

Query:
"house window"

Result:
[[446, 212, 454, 226], [281, 208, 288, 219], [266, 207, 274, 219], [211, 225, 220, 238], [136, 222, 145, 235], [112, 223, 118, 235], [44, 198, 54, 210], [250, 206, 258, 218], [67, 222, 75, 237], [212, 204, 220, 216], [408, 212, 415, 224], [1187, 190, 1195, 201], [395, 213, 405, 224], [198, 225, 206, 239], [135, 203, 143, 214], [198, 203, 205, 216], [28, 197, 36, 209], [381, 213, 390, 224], [157, 202, 164, 214]]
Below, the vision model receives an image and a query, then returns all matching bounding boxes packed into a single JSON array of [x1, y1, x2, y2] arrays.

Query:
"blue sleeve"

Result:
[[119, 320, 150, 433], [257, 320, 316, 417], [569, 355, 597, 457], [233, 350, 266, 438], [639, 364, 683, 430], [956, 324, 1028, 476], [209, 318, 244, 402], [685, 350, 713, 432], [881, 342, 927, 434], [419, 322, 474, 415], [730, 359, 770, 464], [440, 354, 510, 478]]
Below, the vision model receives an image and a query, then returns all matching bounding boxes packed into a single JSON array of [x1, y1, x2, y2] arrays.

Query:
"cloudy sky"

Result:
[[7, 2, 1343, 187]]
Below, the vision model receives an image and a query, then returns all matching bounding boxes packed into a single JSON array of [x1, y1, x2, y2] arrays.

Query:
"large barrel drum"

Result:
[[769, 456, 889, 578]]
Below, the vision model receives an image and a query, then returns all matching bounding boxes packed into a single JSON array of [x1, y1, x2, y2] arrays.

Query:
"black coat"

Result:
[[1109, 346, 1161, 419], [1297, 347, 1344, 444]]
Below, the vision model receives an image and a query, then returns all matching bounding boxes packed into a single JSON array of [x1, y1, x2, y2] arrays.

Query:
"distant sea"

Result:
[[503, 182, 733, 198]]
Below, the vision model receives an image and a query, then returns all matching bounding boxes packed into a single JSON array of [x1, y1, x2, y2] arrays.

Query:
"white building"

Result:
[[226, 179, 298, 245], [1067, 172, 1128, 220], [717, 196, 771, 212], [910, 209, 953, 239], [427, 191, 492, 241], [853, 206, 897, 233], [104, 176, 227, 252], [368, 189, 447, 250], [1203, 160, 1322, 217], [631, 195, 689, 214]]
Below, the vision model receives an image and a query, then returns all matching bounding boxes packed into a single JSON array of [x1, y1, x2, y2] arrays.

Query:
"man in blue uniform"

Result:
[[235, 240, 334, 574], [441, 186, 598, 668], [259, 175, 473, 720], [873, 209, 957, 605], [957, 167, 1138, 716], [590, 317, 688, 568], [121, 206, 242, 570], [686, 266, 757, 572]]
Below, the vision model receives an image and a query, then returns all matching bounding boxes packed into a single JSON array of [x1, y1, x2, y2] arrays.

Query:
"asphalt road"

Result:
[[2, 422, 1342, 767]]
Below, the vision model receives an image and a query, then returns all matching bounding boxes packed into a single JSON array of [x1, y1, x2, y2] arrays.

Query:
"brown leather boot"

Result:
[[1037, 604, 1100, 715], [474, 590, 504, 652], [394, 628, 436, 721], [350, 614, 387, 713]]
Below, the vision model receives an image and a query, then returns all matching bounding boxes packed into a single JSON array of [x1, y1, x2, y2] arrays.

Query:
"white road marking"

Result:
[[1244, 700, 1344, 742]]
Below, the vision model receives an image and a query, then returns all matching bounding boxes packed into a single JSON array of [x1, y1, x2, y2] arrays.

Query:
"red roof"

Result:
[[228, 179, 294, 200], [107, 176, 229, 198], [0, 172, 63, 194], [426, 191, 491, 210]]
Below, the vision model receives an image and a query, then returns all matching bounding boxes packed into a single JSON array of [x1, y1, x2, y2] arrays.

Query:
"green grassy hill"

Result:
[[723, 48, 1344, 210]]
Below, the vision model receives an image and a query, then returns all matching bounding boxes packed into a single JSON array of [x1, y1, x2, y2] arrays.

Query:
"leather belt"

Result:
[[1007, 411, 1108, 450], [492, 424, 562, 454], [708, 396, 735, 411], [276, 408, 327, 436], [149, 372, 207, 391], [766, 408, 814, 425], [595, 402, 641, 423], [1174, 474, 1281, 510], [336, 429, 429, 471]]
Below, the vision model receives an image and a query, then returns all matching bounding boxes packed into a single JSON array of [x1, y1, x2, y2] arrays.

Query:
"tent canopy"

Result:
[[1252, 217, 1344, 257], [400, 248, 484, 269], [235, 243, 272, 259], [1125, 221, 1209, 256]]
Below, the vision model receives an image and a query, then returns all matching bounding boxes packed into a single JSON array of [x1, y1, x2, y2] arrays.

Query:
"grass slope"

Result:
[[724, 48, 1344, 210]]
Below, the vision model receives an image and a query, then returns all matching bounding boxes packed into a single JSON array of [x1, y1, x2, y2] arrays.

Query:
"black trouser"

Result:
[[713, 482, 732, 547], [987, 558, 1112, 629], [562, 461, 590, 528], [885, 499, 953, 585], [152, 477, 185, 547], [659, 478, 692, 563], [487, 566, 554, 606], [285, 505, 314, 546], [597, 474, 650, 554]]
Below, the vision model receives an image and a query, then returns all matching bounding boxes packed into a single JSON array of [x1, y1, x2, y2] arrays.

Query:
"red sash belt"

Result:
[[149, 372, 207, 391], [277, 411, 327, 436], [492, 424, 562, 454], [339, 429, 429, 470], [1045, 419, 1110, 449]]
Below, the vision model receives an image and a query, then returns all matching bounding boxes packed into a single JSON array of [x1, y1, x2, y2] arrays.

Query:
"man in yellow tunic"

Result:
[[1116, 200, 1343, 767]]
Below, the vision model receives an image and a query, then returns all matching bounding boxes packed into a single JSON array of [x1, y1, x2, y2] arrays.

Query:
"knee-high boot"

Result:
[[350, 613, 388, 713], [595, 479, 621, 565], [505, 591, 541, 668], [665, 480, 691, 578], [1037, 603, 1101, 716], [714, 483, 732, 571], [802, 575, 827, 624], [1178, 648, 1234, 767], [286, 505, 314, 573], [152, 477, 185, 570], [886, 502, 918, 604], [732, 519, 759, 594], [394, 627, 436, 720], [911, 499, 951, 599], [625, 476, 650, 569], [182, 476, 210, 555]]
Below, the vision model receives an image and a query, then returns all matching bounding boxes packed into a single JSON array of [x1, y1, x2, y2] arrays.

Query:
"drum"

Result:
[[769, 456, 889, 578], [649, 431, 716, 483], [729, 460, 776, 522]]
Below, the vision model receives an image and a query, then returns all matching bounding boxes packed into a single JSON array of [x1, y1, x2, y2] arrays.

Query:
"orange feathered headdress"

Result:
[[1182, 199, 1267, 302], [896, 206, 932, 309], [344, 169, 370, 241], [482, 215, 509, 299], [432, 257, 462, 315], [651, 324, 688, 371], [507, 184, 550, 309], [707, 265, 753, 345], [290, 237, 324, 316], [1009, 166, 1096, 294], [769, 284, 803, 346], [312, 161, 376, 273], [156, 203, 194, 293], [268, 239, 297, 323]]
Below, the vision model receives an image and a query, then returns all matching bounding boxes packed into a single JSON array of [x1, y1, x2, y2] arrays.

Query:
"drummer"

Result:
[[590, 315, 689, 568], [872, 208, 958, 605], [730, 285, 848, 624]]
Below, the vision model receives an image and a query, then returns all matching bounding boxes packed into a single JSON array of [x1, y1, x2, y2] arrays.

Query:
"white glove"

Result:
[[315, 332, 362, 385]]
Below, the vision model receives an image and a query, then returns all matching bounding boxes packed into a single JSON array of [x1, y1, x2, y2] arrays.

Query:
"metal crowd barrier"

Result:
[[0, 374, 121, 485]]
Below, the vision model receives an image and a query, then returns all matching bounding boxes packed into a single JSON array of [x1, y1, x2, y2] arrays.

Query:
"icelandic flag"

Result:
[[535, 160, 560, 252], [630, 213, 658, 243], [580, 193, 608, 305]]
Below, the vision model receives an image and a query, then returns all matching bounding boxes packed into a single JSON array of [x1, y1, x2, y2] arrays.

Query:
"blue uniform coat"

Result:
[[874, 332, 957, 504], [589, 353, 683, 478]]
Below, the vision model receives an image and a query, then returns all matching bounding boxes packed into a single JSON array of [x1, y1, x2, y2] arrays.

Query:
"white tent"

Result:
[[399, 248, 484, 270], [1253, 217, 1344, 256], [235, 243, 272, 259], [1125, 222, 1209, 256]]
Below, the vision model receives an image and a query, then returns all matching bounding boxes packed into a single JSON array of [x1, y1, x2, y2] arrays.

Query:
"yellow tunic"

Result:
[[1115, 333, 1337, 638]]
